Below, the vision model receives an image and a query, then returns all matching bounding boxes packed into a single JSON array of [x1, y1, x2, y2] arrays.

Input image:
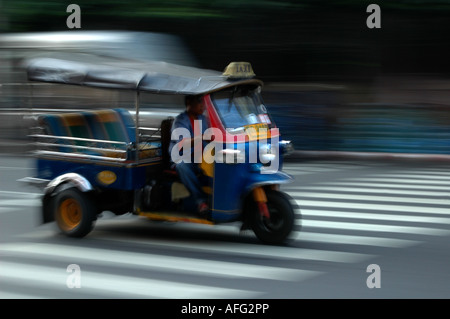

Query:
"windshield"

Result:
[[211, 86, 274, 132]]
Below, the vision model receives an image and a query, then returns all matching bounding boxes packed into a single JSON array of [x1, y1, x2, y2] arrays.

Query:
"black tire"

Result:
[[53, 187, 97, 238], [250, 190, 295, 245]]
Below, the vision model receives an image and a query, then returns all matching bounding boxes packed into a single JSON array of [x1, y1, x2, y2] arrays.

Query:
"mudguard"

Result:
[[44, 172, 93, 196], [243, 170, 294, 198]]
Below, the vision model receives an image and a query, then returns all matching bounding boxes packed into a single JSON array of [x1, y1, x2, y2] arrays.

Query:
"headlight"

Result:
[[260, 153, 276, 163], [259, 143, 276, 164], [216, 149, 245, 164]]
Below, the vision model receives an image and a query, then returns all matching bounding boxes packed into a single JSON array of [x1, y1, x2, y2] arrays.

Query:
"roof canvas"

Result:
[[25, 55, 262, 95]]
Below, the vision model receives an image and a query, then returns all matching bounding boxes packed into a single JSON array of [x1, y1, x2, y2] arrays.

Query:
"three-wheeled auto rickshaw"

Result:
[[20, 57, 298, 245]]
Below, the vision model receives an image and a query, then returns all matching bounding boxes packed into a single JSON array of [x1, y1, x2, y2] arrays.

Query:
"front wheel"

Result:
[[249, 190, 295, 245], [53, 187, 97, 238]]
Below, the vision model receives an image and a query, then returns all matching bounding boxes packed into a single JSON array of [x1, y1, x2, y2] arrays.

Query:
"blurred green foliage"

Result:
[[2, 0, 450, 82]]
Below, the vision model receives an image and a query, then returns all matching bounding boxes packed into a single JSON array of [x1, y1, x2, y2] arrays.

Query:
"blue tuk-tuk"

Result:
[[21, 57, 298, 245]]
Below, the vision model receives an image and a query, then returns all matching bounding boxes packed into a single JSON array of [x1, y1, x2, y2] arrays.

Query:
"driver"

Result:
[[169, 94, 210, 216]]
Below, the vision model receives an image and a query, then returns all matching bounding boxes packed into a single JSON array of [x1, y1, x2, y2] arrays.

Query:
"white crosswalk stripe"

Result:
[[285, 167, 341, 173], [300, 209, 450, 225], [282, 161, 393, 175], [290, 185, 449, 197], [290, 191, 450, 205], [344, 177, 450, 185], [0, 191, 41, 197], [314, 181, 449, 191], [0, 198, 41, 207], [371, 173, 450, 180], [298, 219, 450, 236], [394, 169, 450, 175], [0, 191, 42, 211], [296, 199, 450, 215], [295, 232, 419, 248]]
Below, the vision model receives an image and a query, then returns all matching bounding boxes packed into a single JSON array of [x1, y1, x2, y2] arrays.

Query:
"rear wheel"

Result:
[[53, 188, 96, 238], [249, 190, 295, 245]]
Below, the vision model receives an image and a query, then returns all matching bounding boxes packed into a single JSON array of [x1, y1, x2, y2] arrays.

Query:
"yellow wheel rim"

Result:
[[58, 198, 82, 231]]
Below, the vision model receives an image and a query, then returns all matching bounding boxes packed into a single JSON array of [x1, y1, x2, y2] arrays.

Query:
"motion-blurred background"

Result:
[[1, 0, 450, 156]]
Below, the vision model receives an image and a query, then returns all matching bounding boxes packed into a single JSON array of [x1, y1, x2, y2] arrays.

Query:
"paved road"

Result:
[[0, 155, 450, 299]]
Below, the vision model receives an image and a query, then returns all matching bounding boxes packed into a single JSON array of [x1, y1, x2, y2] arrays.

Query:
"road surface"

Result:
[[0, 155, 449, 300]]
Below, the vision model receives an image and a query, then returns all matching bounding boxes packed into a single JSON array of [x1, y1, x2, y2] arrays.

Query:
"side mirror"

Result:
[[280, 140, 294, 156]]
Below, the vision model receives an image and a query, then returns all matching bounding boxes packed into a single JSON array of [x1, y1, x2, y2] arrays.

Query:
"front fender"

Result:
[[243, 170, 294, 198], [44, 173, 93, 196]]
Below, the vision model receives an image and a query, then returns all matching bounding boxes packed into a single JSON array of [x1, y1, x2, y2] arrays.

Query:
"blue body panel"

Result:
[[210, 140, 293, 222], [37, 158, 149, 190], [211, 163, 293, 222]]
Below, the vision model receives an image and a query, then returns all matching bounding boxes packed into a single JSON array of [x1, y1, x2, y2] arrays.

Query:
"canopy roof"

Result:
[[25, 55, 263, 95]]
